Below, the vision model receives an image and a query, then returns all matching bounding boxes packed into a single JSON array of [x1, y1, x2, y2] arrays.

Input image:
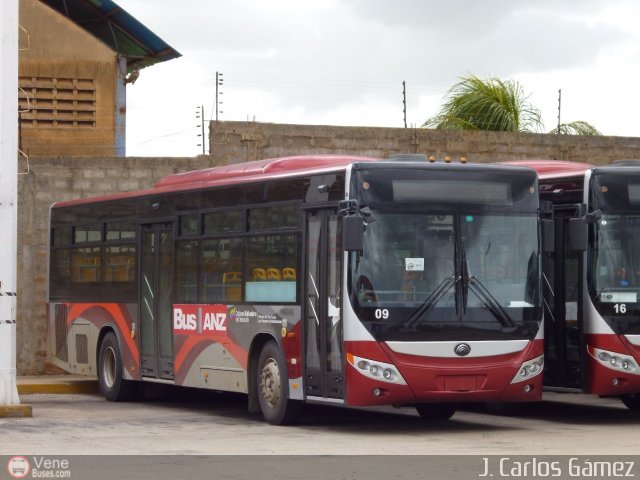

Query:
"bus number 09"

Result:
[[375, 309, 389, 320], [614, 304, 627, 314]]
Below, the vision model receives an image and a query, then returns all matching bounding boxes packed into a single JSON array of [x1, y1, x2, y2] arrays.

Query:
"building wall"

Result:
[[17, 123, 640, 374], [18, 0, 123, 156], [17, 156, 217, 374], [210, 121, 640, 165]]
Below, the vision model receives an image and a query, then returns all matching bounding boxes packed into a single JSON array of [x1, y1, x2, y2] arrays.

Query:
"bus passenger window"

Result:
[[104, 246, 136, 283], [246, 235, 298, 302], [175, 240, 199, 303], [202, 238, 244, 303], [71, 247, 101, 283]]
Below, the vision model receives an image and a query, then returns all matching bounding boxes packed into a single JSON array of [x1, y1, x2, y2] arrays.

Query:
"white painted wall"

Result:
[[0, 0, 21, 405]]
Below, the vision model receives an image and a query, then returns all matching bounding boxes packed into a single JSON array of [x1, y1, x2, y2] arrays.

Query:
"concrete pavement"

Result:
[[1, 375, 97, 418]]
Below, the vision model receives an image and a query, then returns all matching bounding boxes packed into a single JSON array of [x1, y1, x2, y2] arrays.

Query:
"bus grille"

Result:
[[54, 304, 68, 362], [75, 334, 88, 364]]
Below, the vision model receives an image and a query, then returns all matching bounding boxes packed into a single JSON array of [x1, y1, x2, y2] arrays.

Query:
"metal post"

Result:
[[200, 105, 205, 154], [557, 89, 562, 134], [215, 71, 223, 122], [0, 0, 20, 406], [402, 81, 407, 128]]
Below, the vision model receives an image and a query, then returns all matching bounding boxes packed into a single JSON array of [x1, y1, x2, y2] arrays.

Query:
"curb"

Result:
[[17, 377, 99, 395], [0, 404, 33, 418]]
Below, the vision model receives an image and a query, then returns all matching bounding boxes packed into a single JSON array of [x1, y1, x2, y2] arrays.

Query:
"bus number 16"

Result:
[[614, 304, 627, 314]]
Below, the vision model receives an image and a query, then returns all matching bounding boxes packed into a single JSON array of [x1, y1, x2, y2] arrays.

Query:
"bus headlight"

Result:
[[593, 348, 640, 374], [511, 355, 544, 384], [347, 353, 407, 385]]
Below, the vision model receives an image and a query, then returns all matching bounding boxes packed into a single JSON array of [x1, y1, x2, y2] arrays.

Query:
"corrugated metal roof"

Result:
[[39, 0, 181, 72]]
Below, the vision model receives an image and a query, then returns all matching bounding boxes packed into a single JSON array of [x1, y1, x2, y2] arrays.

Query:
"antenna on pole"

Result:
[[557, 88, 562, 134], [402, 81, 407, 128], [196, 105, 206, 154], [215, 71, 224, 122]]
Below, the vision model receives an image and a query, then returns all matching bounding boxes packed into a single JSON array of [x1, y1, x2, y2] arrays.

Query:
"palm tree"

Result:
[[548, 120, 601, 136], [424, 75, 599, 135], [424, 75, 543, 132]]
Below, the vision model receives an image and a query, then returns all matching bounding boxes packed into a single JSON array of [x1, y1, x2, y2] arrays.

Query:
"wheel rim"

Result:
[[102, 346, 117, 388], [259, 357, 281, 408]]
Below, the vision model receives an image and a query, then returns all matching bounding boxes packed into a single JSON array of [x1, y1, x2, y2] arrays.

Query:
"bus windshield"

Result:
[[590, 214, 640, 334], [348, 166, 542, 342], [588, 172, 640, 334]]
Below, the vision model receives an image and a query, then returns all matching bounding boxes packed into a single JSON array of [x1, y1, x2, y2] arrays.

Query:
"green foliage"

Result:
[[424, 75, 599, 136], [548, 121, 601, 136]]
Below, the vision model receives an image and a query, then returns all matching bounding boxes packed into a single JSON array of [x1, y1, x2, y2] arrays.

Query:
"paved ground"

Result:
[[2, 385, 640, 456], [2, 383, 640, 479]]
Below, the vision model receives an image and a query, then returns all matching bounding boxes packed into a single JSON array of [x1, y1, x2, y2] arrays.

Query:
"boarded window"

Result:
[[19, 77, 96, 129]]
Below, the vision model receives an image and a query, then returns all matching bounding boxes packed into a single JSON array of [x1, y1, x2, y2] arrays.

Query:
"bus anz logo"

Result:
[[173, 305, 227, 333]]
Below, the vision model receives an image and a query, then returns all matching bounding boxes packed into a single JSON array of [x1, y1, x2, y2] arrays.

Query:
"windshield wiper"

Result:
[[403, 276, 457, 329], [461, 246, 469, 312], [467, 276, 515, 328]]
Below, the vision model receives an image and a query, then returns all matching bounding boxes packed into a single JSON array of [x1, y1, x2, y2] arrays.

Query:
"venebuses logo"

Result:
[[7, 456, 30, 479], [7, 456, 71, 478]]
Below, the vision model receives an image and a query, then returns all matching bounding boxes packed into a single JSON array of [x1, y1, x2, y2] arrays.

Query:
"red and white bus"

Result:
[[48, 155, 544, 424], [506, 159, 640, 410]]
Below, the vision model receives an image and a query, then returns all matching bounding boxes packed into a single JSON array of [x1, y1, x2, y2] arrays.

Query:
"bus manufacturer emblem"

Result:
[[454, 343, 471, 357]]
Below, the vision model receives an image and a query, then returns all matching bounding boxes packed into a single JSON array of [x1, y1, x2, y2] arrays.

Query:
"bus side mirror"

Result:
[[343, 215, 364, 252], [541, 219, 555, 253], [567, 217, 588, 252]]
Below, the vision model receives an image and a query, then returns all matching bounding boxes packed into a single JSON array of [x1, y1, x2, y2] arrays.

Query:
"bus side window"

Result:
[[245, 235, 297, 303]]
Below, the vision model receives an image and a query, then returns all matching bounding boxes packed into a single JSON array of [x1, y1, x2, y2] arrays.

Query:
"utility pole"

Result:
[[557, 89, 562, 134], [215, 71, 224, 122], [0, 0, 30, 416], [402, 81, 407, 128], [196, 105, 205, 154]]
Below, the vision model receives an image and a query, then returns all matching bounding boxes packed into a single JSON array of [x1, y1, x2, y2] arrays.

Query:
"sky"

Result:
[[121, 0, 640, 157]]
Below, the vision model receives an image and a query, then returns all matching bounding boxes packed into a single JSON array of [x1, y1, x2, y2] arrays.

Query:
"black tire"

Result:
[[256, 340, 302, 425], [98, 332, 137, 402], [621, 394, 640, 411], [415, 403, 456, 420]]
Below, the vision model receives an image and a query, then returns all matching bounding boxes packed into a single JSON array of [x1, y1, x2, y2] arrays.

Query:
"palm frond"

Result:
[[423, 75, 543, 133], [548, 121, 601, 136]]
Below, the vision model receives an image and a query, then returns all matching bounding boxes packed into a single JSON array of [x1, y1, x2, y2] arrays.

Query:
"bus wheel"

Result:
[[257, 341, 301, 425], [621, 394, 640, 411], [415, 403, 456, 420], [98, 332, 137, 402]]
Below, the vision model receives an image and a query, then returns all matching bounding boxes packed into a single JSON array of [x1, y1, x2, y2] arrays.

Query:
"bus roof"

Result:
[[52, 154, 538, 209], [501, 160, 593, 178], [52, 155, 380, 208], [154, 155, 378, 188]]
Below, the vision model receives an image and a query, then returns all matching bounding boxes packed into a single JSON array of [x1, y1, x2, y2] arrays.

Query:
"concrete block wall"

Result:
[[16, 122, 640, 374], [210, 121, 640, 165], [17, 156, 217, 374]]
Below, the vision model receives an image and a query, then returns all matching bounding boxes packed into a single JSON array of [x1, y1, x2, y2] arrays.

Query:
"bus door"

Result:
[[543, 206, 586, 390], [139, 222, 174, 380], [304, 209, 345, 400]]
